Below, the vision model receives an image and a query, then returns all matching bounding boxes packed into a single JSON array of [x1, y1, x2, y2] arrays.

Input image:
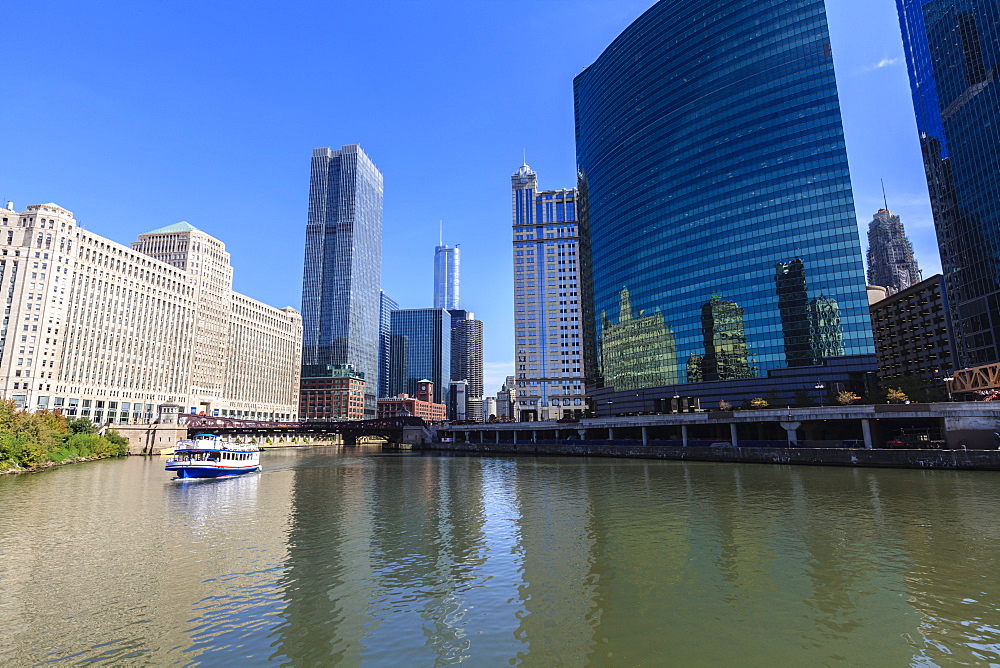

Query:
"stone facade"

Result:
[[0, 203, 302, 422]]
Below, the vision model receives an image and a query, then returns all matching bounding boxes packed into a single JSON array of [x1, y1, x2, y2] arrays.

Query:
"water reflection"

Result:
[[2, 452, 1000, 664]]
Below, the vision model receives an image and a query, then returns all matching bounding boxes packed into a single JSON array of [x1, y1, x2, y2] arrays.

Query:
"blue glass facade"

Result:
[[301, 145, 383, 417], [433, 245, 460, 309], [388, 308, 451, 408], [574, 0, 874, 403], [897, 0, 1000, 366], [378, 290, 398, 399]]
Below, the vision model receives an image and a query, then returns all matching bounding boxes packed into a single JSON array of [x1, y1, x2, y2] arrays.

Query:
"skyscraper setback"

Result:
[[301, 144, 383, 417], [896, 0, 1000, 366], [866, 208, 921, 295]]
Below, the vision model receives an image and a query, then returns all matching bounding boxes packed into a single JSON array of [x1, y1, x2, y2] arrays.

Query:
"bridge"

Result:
[[177, 415, 429, 444], [950, 363, 1000, 396]]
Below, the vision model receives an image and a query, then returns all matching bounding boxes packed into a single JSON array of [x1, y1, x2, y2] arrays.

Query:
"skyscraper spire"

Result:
[[881, 179, 889, 211]]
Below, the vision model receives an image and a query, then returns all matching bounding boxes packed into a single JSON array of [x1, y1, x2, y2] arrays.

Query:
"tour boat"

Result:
[[165, 434, 261, 479]]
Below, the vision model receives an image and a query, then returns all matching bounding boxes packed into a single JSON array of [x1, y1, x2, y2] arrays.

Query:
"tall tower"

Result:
[[511, 164, 587, 421], [301, 144, 383, 417], [896, 0, 1000, 366], [434, 244, 460, 309], [574, 0, 874, 411], [378, 290, 398, 399], [867, 209, 921, 295]]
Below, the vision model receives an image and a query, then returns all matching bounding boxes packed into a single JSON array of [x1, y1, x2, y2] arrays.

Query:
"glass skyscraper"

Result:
[[378, 290, 398, 399], [301, 144, 383, 417], [896, 0, 1000, 366], [388, 308, 451, 408], [434, 244, 460, 309], [574, 0, 874, 409]]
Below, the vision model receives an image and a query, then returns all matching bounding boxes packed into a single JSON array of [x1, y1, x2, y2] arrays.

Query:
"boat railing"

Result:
[[175, 440, 261, 452]]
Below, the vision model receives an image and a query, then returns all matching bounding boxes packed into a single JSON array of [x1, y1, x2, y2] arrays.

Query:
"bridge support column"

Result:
[[480, 431, 485, 443], [577, 429, 587, 441], [642, 426, 648, 446], [861, 419, 873, 449], [532, 430, 537, 444], [512, 430, 518, 445], [608, 427, 614, 441], [780, 421, 801, 447], [464, 431, 471, 443], [681, 424, 688, 447], [730, 423, 738, 448], [496, 431, 500, 444]]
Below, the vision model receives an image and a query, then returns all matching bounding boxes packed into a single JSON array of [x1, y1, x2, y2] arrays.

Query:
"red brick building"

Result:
[[377, 381, 446, 422], [299, 364, 366, 421]]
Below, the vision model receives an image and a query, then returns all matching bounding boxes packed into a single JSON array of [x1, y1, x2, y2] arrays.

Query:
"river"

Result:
[[1, 448, 999, 665]]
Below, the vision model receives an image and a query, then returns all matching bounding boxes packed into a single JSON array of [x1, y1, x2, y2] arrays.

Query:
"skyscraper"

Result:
[[434, 244, 460, 310], [574, 0, 875, 412], [378, 290, 398, 399], [388, 308, 451, 407], [896, 0, 1000, 366], [301, 144, 383, 417], [866, 208, 921, 294], [448, 309, 483, 406], [512, 164, 587, 421]]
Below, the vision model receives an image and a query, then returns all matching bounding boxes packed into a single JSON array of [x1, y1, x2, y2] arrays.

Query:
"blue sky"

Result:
[[1, 0, 936, 396]]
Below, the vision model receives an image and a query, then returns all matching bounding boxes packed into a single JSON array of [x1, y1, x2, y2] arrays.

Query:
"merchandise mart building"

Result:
[[0, 203, 302, 422], [574, 0, 876, 415]]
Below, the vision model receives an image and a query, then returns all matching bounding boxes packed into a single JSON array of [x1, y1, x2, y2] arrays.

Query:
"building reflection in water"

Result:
[[271, 452, 1000, 665]]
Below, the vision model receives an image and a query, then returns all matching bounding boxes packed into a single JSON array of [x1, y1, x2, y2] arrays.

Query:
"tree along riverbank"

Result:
[[0, 400, 129, 474]]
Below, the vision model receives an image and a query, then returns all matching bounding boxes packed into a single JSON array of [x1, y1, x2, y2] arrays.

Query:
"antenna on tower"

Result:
[[439, 220, 443, 247], [881, 179, 889, 211], [523, 148, 526, 166]]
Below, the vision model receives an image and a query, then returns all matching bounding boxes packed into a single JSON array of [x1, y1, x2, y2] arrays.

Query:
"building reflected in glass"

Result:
[[896, 0, 1000, 366], [600, 288, 678, 391], [574, 0, 874, 409]]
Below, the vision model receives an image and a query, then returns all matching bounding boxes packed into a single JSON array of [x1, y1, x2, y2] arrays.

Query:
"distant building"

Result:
[[299, 364, 365, 421], [866, 208, 921, 294], [496, 376, 515, 420], [483, 396, 497, 421], [898, 0, 1000, 366], [0, 202, 302, 422], [870, 274, 956, 393], [301, 144, 382, 417], [448, 309, 483, 417], [434, 244, 460, 310], [378, 290, 398, 398], [511, 164, 587, 421], [389, 308, 451, 406], [449, 379, 468, 421], [377, 387, 447, 422]]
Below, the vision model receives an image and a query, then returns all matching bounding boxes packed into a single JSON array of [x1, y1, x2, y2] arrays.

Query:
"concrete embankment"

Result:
[[419, 441, 1000, 471]]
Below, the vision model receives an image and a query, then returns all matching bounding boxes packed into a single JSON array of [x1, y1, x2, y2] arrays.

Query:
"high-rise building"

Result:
[[301, 144, 382, 417], [388, 308, 451, 407], [896, 0, 1000, 366], [1, 202, 302, 421], [448, 309, 483, 407], [496, 375, 515, 420], [574, 0, 875, 414], [866, 208, 921, 294], [511, 164, 587, 421], [434, 244, 460, 310], [378, 290, 398, 398]]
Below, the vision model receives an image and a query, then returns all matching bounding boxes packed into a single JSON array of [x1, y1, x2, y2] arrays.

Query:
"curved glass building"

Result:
[[574, 0, 875, 407]]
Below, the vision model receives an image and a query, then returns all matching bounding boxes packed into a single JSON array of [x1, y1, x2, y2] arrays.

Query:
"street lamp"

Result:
[[943, 377, 954, 402], [815, 382, 825, 407]]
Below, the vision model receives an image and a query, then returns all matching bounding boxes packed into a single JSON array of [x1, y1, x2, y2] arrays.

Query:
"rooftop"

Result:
[[143, 221, 202, 235]]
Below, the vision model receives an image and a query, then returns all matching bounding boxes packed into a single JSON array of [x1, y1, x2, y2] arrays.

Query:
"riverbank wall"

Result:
[[419, 441, 1000, 471]]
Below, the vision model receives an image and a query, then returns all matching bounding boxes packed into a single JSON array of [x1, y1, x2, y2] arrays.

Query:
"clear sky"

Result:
[[1, 0, 937, 396]]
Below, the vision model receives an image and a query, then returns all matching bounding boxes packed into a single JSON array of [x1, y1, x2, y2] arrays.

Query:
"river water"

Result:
[[1, 448, 999, 665]]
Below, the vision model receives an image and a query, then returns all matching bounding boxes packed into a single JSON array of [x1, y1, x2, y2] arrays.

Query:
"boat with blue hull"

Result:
[[165, 434, 261, 479]]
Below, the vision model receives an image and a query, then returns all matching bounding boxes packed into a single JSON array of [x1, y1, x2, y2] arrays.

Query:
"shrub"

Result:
[[837, 391, 860, 405], [750, 397, 769, 409], [718, 400, 732, 411], [886, 388, 908, 404]]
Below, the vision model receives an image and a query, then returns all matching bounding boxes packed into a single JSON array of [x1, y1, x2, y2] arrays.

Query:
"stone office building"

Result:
[[0, 202, 302, 422]]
